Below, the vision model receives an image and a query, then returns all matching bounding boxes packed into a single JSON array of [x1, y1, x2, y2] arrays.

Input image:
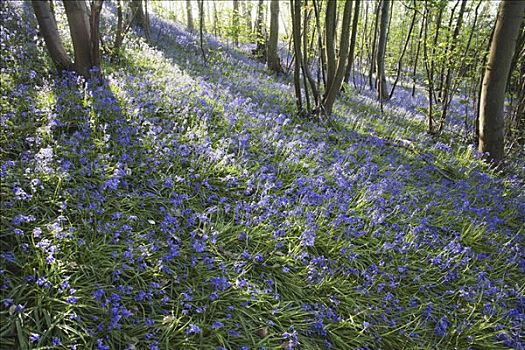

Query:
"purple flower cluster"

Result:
[[1, 1, 523, 349]]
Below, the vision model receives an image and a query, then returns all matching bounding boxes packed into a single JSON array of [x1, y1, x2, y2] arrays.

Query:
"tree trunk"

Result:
[[31, 0, 73, 72], [90, 0, 104, 70], [114, 0, 124, 57], [411, 17, 423, 97], [368, 0, 380, 90], [198, 0, 206, 62], [478, 0, 525, 164], [360, 1, 369, 87], [312, 0, 326, 87], [438, 0, 467, 133], [233, 0, 240, 47], [423, 2, 433, 132], [213, 1, 219, 36], [423, 1, 444, 133], [324, 0, 337, 91], [344, 0, 361, 85], [376, 0, 390, 101], [254, 0, 265, 58], [291, 0, 303, 112], [186, 0, 194, 32], [302, 0, 320, 108], [245, 0, 253, 33], [436, 0, 460, 101], [144, 0, 150, 40], [389, 0, 416, 99], [267, 0, 282, 72], [430, 4, 444, 104], [63, 0, 93, 78], [323, 0, 354, 114], [130, 0, 149, 40]]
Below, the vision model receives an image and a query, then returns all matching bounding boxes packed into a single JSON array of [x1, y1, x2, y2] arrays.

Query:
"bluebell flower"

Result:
[[29, 333, 40, 343], [435, 316, 449, 337], [185, 324, 201, 334], [96, 339, 110, 350], [211, 321, 224, 329], [67, 296, 78, 304]]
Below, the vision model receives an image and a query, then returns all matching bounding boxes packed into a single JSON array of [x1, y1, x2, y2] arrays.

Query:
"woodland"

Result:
[[0, 0, 524, 349]]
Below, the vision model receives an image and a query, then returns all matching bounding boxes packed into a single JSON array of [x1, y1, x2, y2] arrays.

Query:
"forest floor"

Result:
[[1, 2, 524, 350]]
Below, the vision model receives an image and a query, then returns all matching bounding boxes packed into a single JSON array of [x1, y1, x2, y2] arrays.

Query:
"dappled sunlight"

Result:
[[1, 1, 524, 350]]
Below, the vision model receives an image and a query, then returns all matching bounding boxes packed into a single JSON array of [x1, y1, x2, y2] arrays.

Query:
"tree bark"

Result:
[[63, 0, 93, 78], [113, 0, 124, 57], [437, 0, 460, 101], [267, 0, 282, 72], [31, 0, 73, 72], [324, 0, 337, 91], [233, 0, 240, 47], [130, 0, 149, 40], [344, 0, 361, 85], [186, 0, 194, 32], [302, 0, 320, 108], [291, 0, 303, 112], [389, 0, 416, 99], [254, 0, 265, 58], [90, 0, 104, 70], [245, 0, 253, 33], [411, 17, 423, 97], [376, 0, 390, 101], [323, 0, 354, 114], [213, 1, 219, 36], [423, 1, 433, 132], [438, 0, 467, 133], [478, 0, 525, 163], [423, 0, 444, 133], [368, 0, 380, 90], [198, 0, 206, 62], [312, 0, 326, 87]]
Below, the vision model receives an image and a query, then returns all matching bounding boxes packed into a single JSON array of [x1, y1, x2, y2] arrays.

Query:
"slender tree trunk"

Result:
[[113, 0, 124, 57], [302, 0, 319, 108], [186, 0, 194, 32], [389, 0, 416, 99], [361, 1, 369, 87], [245, 0, 253, 33], [423, 2, 433, 132], [437, 0, 460, 101], [291, 0, 303, 112], [90, 0, 104, 71], [267, 0, 282, 72], [438, 0, 467, 133], [144, 0, 150, 40], [478, 0, 525, 164], [32, 0, 73, 71], [430, 4, 444, 104], [213, 1, 218, 36], [423, 1, 444, 132], [130, 0, 149, 40], [323, 0, 354, 114], [198, 0, 206, 62], [369, 0, 380, 90], [254, 0, 265, 58], [63, 0, 93, 77], [475, 19, 496, 147], [325, 0, 337, 91], [344, 0, 361, 84], [313, 0, 326, 87], [301, 0, 311, 111], [411, 17, 423, 97], [376, 0, 390, 102], [233, 0, 240, 47]]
